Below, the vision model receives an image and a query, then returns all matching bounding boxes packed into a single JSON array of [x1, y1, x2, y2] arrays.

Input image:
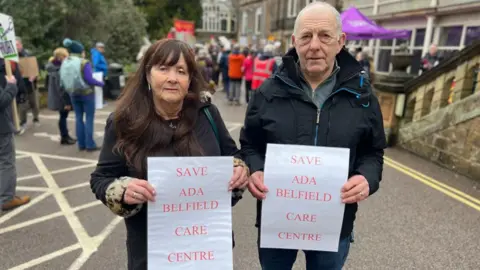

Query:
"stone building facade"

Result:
[[377, 41, 480, 181], [343, 0, 480, 75], [196, 0, 238, 42], [237, 0, 272, 48]]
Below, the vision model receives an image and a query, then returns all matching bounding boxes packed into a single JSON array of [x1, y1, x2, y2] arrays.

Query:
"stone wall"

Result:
[[397, 42, 480, 181], [398, 93, 480, 180]]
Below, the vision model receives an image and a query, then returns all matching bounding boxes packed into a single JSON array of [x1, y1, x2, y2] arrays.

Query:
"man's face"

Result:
[[97, 46, 105, 54], [429, 45, 437, 55], [292, 8, 345, 77], [16, 40, 23, 51]]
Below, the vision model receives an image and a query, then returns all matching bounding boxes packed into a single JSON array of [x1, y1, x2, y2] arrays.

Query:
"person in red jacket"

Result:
[[228, 44, 245, 105], [242, 48, 255, 103]]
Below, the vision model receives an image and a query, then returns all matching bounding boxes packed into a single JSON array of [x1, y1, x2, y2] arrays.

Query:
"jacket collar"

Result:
[[277, 47, 365, 87]]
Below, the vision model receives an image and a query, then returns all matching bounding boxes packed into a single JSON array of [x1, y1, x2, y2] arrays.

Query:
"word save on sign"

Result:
[[260, 144, 349, 252], [147, 156, 233, 270]]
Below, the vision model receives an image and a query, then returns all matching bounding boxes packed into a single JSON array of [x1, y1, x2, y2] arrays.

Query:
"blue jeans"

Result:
[[259, 235, 352, 270], [71, 94, 96, 150], [222, 75, 230, 96]]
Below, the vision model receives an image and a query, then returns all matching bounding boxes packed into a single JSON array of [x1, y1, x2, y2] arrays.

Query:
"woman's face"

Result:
[[149, 53, 190, 104]]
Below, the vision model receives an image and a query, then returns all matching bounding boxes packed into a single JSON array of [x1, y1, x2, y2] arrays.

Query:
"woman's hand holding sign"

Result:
[[229, 166, 249, 191], [123, 179, 157, 205]]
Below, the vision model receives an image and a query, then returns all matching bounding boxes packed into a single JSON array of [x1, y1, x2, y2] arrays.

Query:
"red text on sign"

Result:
[[176, 166, 208, 177], [175, 225, 208, 236], [292, 176, 317, 185], [286, 212, 317, 223], [179, 188, 204, 197], [168, 251, 215, 262], [290, 155, 322, 165], [276, 189, 332, 201], [163, 201, 219, 212], [278, 232, 322, 241]]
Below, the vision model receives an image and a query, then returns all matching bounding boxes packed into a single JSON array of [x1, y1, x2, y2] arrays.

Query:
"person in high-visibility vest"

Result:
[[251, 44, 277, 91]]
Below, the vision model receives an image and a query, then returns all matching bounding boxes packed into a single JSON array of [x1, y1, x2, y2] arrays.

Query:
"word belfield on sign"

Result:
[[147, 156, 233, 270], [260, 144, 349, 252]]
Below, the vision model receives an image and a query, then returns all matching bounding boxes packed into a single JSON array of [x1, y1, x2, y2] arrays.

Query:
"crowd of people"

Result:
[[192, 41, 280, 106], [87, 2, 386, 270], [0, 37, 108, 211]]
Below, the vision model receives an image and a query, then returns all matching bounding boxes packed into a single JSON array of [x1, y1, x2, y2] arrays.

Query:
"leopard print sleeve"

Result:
[[105, 176, 143, 218], [232, 158, 249, 206]]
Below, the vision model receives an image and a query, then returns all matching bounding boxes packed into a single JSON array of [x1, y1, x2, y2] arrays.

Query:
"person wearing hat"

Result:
[[60, 38, 104, 152]]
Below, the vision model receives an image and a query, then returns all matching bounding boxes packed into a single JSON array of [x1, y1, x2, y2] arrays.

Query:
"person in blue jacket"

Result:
[[90, 42, 108, 77]]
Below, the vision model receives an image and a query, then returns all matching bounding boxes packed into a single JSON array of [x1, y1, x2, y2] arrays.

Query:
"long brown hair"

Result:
[[113, 39, 206, 177]]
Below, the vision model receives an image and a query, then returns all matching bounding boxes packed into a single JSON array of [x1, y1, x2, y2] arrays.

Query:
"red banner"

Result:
[[174, 19, 195, 35]]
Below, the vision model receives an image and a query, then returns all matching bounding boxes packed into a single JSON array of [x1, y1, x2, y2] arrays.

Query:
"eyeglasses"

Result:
[[297, 34, 338, 46]]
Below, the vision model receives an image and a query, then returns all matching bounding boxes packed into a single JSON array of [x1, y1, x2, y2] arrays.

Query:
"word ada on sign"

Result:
[[147, 156, 233, 270]]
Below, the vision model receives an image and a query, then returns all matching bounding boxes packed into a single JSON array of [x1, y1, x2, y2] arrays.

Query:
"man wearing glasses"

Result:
[[240, 2, 387, 269]]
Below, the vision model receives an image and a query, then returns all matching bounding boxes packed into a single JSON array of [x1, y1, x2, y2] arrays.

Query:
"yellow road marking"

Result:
[[385, 157, 480, 212]]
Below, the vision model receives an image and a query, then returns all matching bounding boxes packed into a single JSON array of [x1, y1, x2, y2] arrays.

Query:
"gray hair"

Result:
[[15, 36, 22, 43], [293, 2, 343, 37]]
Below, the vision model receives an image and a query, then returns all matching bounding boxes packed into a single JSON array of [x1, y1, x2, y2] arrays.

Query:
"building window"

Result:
[[221, 19, 228, 32], [288, 0, 298, 18], [464, 26, 480, 46], [242, 11, 248, 34], [438, 26, 463, 47], [255, 8, 262, 34]]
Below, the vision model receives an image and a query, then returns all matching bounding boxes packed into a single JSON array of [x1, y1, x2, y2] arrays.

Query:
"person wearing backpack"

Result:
[[46, 47, 76, 145], [60, 38, 104, 152]]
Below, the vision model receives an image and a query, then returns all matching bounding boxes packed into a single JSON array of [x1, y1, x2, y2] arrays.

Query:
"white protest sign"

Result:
[[147, 156, 233, 270], [260, 144, 349, 252], [93, 72, 103, 109], [0, 13, 18, 62]]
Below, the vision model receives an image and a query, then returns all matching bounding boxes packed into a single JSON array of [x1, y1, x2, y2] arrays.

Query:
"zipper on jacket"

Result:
[[316, 86, 362, 146], [314, 108, 320, 146], [276, 73, 364, 147]]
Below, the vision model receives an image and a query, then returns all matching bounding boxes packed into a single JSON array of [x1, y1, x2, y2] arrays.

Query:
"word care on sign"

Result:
[[260, 144, 350, 252], [147, 157, 233, 270]]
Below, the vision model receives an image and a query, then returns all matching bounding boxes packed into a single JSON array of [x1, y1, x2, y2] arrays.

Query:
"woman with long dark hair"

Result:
[[90, 39, 249, 270]]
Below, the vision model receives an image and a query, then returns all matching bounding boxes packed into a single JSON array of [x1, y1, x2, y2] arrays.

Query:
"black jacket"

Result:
[[90, 103, 244, 270], [0, 59, 26, 134], [240, 48, 387, 239]]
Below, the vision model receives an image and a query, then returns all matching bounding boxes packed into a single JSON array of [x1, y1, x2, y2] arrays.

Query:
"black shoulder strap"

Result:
[[203, 107, 220, 146]]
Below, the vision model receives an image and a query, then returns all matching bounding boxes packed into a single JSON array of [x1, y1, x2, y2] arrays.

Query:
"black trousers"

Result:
[[245, 80, 252, 103]]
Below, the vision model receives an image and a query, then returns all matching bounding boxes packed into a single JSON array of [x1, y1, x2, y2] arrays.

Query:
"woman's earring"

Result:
[[148, 84, 152, 91]]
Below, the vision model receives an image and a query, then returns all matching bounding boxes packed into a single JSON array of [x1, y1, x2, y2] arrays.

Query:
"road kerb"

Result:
[[385, 157, 480, 211]]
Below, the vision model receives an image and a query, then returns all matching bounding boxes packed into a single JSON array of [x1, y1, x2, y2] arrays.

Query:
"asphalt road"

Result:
[[1, 94, 479, 270]]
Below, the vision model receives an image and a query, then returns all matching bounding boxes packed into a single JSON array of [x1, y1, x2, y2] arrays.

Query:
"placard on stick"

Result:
[[18, 57, 39, 78]]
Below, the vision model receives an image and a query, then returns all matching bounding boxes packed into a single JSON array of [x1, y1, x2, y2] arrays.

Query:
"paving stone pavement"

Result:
[[1, 97, 479, 270]]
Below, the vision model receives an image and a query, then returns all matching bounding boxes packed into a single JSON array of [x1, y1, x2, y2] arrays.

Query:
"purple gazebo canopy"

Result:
[[341, 6, 411, 40]]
